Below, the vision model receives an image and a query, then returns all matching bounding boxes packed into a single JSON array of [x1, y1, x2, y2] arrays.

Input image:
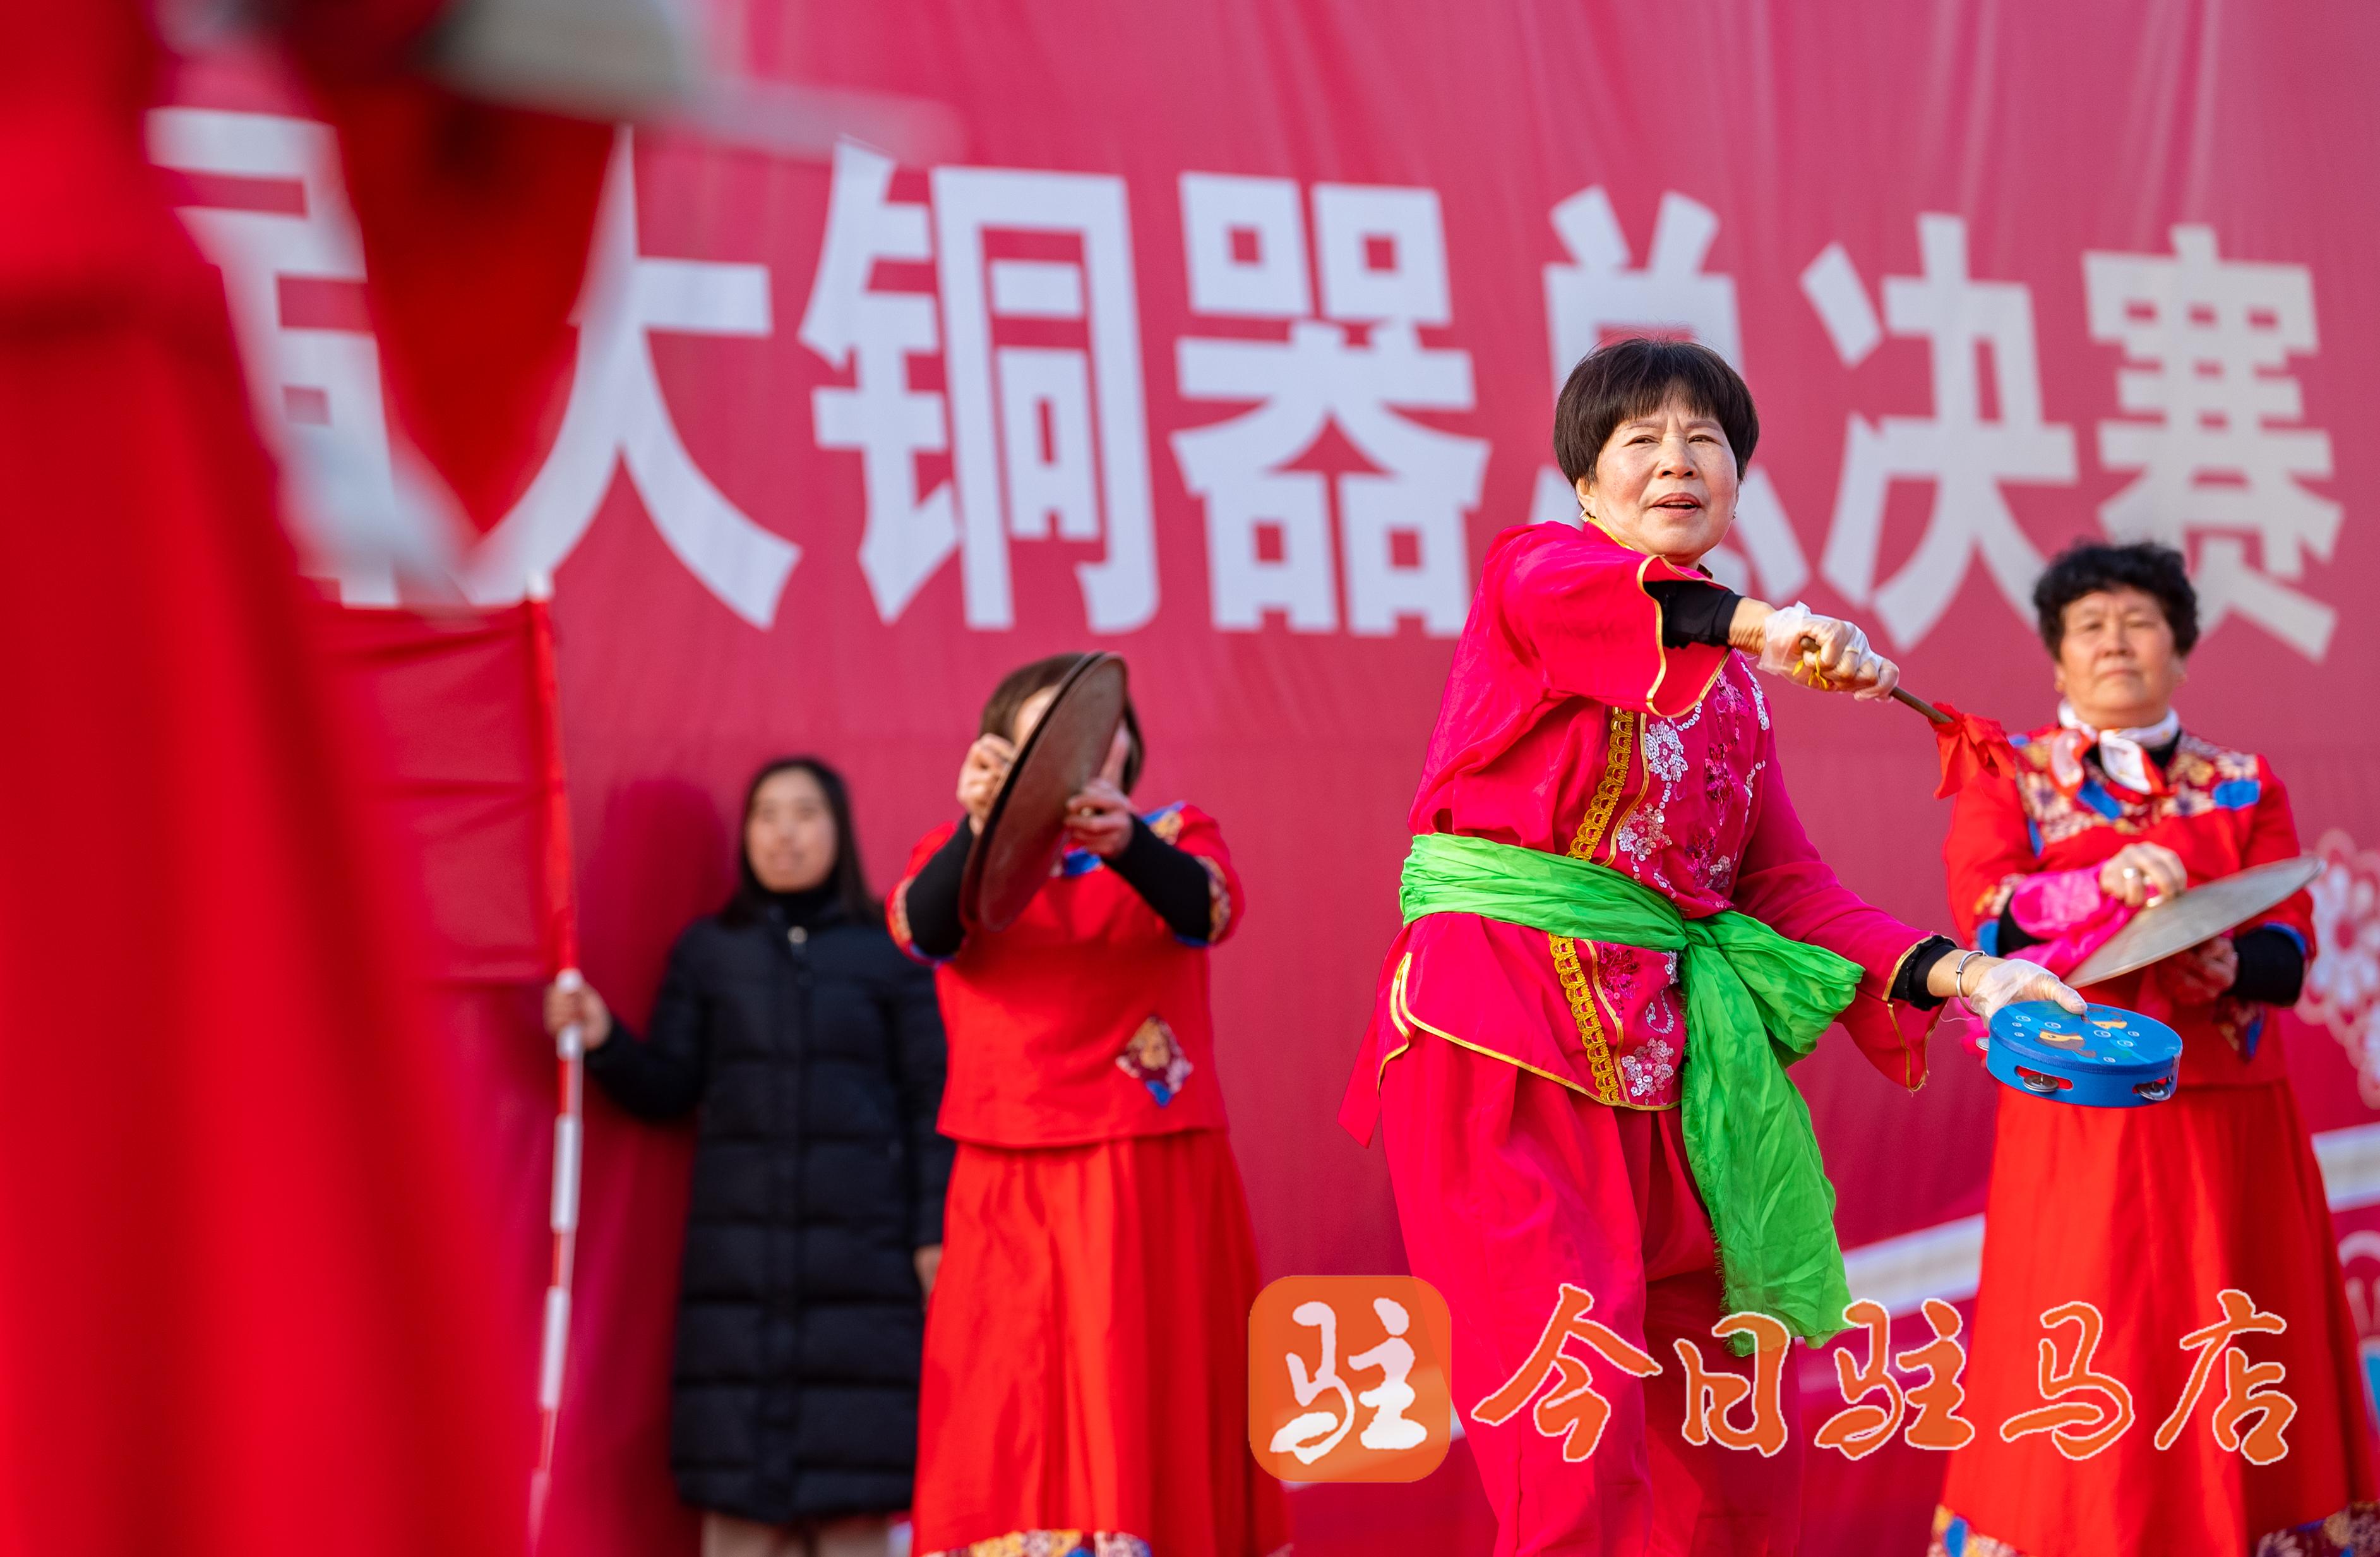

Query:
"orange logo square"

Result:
[[1248, 1275, 1452, 1482]]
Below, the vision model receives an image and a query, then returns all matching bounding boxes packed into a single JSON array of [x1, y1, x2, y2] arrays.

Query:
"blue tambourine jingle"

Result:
[[1984, 1001, 2182, 1109]]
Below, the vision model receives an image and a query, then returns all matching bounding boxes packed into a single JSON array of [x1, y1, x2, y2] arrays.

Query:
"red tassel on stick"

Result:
[[1918, 697, 2020, 798]]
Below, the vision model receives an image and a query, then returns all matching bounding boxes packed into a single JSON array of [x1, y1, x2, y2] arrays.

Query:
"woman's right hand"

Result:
[[2097, 841, 2187, 907], [1749, 601, 1901, 701], [957, 734, 1017, 833], [545, 979, 613, 1050]]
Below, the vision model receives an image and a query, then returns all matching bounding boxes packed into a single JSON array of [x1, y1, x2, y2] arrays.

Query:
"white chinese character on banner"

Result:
[[149, 108, 464, 606], [796, 141, 955, 623], [466, 131, 794, 627], [1809, 214, 2078, 647], [800, 147, 1161, 634], [1172, 174, 1486, 635], [931, 166, 1156, 632], [2084, 226, 2338, 659], [1533, 186, 1809, 598]]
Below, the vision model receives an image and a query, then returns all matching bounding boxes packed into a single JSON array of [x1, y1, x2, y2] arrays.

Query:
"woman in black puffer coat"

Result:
[[547, 757, 950, 1557]]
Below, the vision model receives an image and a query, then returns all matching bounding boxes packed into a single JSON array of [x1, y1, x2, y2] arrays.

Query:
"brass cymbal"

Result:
[[2066, 855, 2321, 988]]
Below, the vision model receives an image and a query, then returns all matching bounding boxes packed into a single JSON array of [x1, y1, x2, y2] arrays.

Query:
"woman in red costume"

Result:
[[1338, 338, 2083, 1556], [1934, 541, 2375, 1557], [892, 654, 1289, 1557]]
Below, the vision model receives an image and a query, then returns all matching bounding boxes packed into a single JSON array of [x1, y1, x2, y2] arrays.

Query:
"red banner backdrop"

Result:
[[169, 3, 2380, 1550]]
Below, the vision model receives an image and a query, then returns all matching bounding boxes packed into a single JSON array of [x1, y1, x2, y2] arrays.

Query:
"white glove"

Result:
[[1756, 602, 1901, 702], [1960, 956, 2088, 1023]]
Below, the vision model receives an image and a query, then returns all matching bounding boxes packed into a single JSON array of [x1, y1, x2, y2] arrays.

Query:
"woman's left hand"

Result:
[[914, 1243, 943, 1299], [1063, 778, 1135, 858], [1933, 953, 2088, 1021], [2156, 935, 2238, 1006]]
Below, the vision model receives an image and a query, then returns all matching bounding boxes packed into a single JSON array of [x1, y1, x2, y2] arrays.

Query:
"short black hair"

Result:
[[981, 652, 1145, 792], [1552, 336, 1759, 487], [721, 756, 879, 926], [2033, 539, 2199, 657]]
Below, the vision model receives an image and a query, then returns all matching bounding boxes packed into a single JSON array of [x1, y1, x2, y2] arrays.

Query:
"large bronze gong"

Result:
[[959, 653, 1130, 934]]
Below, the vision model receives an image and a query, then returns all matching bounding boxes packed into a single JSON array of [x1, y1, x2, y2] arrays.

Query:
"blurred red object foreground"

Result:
[[0, 5, 602, 1556]]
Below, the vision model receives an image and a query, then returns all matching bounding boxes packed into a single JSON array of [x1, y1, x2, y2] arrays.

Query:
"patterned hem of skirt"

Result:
[[921, 1533, 1152, 1557], [2254, 1501, 2380, 1557], [1934, 1501, 2380, 1557]]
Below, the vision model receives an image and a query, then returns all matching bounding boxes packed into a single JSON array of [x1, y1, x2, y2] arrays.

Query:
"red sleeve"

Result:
[[1732, 740, 1940, 1088], [1492, 528, 1730, 719], [887, 821, 961, 963], [1160, 804, 1246, 947], [2240, 758, 2316, 949], [1944, 766, 2040, 942]]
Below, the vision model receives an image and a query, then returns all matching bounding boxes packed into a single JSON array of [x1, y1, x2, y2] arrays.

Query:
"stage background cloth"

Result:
[[169, 3, 2380, 1550]]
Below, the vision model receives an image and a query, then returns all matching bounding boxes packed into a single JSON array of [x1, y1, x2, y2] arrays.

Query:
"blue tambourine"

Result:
[[1985, 1001, 2182, 1108]]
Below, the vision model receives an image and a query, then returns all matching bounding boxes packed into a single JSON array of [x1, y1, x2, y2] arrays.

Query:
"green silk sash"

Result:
[[1399, 830, 1860, 1344]]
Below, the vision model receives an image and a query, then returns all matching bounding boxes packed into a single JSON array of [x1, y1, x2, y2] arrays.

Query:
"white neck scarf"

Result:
[[2058, 699, 2182, 796]]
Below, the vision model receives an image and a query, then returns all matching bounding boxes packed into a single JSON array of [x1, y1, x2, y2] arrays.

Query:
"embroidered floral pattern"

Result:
[[1620, 1035, 1676, 1098], [1147, 805, 1186, 844], [1196, 853, 1233, 941], [925, 1532, 1153, 1557], [1613, 803, 1668, 863], [1552, 659, 1773, 1110], [2303, 828, 2380, 1106], [2014, 730, 2263, 846], [1642, 718, 1687, 782], [1115, 1016, 1192, 1106]]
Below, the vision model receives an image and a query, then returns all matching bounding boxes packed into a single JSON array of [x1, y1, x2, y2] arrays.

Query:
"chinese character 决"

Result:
[[2152, 1287, 2295, 1465], [1173, 174, 1488, 637], [1999, 1300, 2135, 1460], [1674, 1311, 1790, 1457], [2084, 225, 2338, 659], [1810, 213, 2078, 647], [1472, 1283, 1661, 1462]]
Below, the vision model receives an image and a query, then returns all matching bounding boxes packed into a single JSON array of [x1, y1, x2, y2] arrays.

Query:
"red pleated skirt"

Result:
[[1938, 1078, 2377, 1555], [912, 1129, 1291, 1557]]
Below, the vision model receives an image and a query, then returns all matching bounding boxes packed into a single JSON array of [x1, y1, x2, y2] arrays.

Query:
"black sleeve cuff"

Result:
[[2230, 926, 2307, 1007], [1644, 580, 1741, 649], [904, 821, 974, 958], [1106, 816, 1217, 942], [1992, 903, 2042, 957], [1891, 935, 1959, 1010]]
